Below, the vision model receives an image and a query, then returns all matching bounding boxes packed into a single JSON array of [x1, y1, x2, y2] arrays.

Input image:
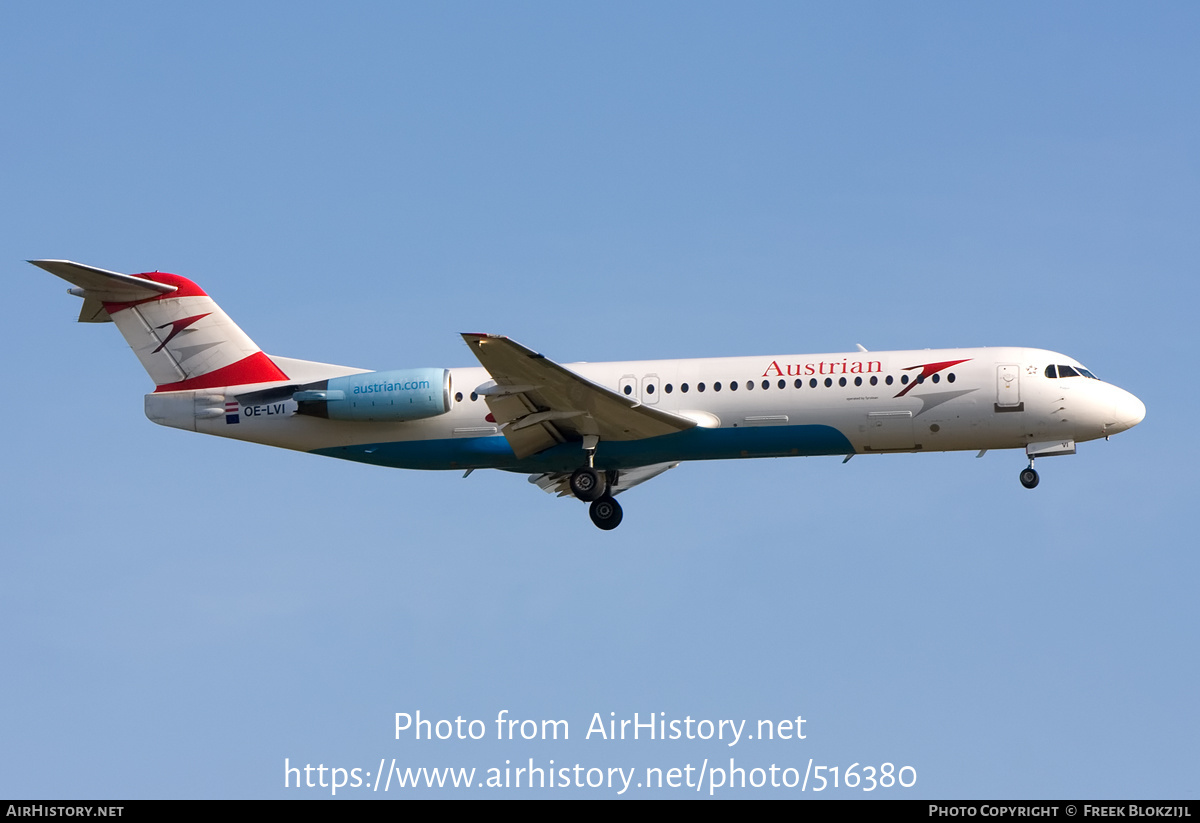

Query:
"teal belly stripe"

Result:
[[309, 424, 854, 472]]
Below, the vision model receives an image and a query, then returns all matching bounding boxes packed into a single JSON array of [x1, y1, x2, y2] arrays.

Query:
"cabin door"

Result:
[[996, 365, 1022, 409]]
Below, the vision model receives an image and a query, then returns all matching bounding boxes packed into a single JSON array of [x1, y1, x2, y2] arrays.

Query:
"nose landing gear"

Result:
[[1019, 440, 1075, 489], [1019, 459, 1039, 489]]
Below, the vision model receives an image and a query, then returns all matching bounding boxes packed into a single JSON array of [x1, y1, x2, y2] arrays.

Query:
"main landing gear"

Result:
[[570, 465, 623, 530], [1019, 458, 1040, 489], [572, 435, 623, 530], [588, 495, 623, 530], [569, 466, 606, 502]]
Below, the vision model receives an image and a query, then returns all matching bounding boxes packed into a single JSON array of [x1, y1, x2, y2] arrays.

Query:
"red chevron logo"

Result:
[[152, 313, 211, 353]]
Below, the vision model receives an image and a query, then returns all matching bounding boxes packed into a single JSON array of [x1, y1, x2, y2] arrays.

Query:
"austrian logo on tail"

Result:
[[152, 313, 211, 353]]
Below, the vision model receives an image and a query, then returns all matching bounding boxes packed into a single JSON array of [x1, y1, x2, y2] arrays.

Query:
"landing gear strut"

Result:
[[1019, 459, 1040, 490], [589, 496, 623, 530], [574, 435, 623, 529]]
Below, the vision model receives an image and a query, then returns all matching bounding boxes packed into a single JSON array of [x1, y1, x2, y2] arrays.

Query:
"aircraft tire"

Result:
[[589, 496, 623, 530], [1019, 468, 1040, 489], [570, 467, 606, 502]]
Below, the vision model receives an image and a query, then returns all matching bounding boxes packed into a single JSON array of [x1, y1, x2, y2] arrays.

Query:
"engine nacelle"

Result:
[[294, 368, 452, 422]]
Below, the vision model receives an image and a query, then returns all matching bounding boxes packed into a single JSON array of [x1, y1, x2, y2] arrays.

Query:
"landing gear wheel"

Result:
[[1019, 468, 1040, 489], [588, 496, 623, 530], [570, 467, 606, 502]]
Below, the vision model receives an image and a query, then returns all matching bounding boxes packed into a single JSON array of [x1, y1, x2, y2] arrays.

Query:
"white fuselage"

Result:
[[149, 346, 1145, 475]]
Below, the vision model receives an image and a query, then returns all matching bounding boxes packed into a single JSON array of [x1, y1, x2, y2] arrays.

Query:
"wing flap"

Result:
[[479, 389, 560, 458]]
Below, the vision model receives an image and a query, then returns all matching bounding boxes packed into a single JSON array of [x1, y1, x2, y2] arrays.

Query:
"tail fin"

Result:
[[30, 260, 289, 392]]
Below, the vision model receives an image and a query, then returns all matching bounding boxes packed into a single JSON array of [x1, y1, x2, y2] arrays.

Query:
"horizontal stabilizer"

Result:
[[29, 260, 178, 303]]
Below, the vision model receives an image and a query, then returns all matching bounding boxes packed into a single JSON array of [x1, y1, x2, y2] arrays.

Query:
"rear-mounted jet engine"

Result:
[[293, 368, 452, 422]]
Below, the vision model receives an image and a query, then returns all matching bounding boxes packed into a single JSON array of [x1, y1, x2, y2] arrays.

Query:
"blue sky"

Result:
[[3, 2, 1197, 798]]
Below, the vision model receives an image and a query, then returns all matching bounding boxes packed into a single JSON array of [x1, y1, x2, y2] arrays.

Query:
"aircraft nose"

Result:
[[1109, 389, 1146, 433]]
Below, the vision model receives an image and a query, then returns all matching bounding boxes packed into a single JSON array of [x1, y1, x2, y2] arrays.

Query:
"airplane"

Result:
[[29, 259, 1146, 530]]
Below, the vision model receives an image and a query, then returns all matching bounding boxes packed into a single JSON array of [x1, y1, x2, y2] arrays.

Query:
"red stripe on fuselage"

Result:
[[153, 351, 289, 392]]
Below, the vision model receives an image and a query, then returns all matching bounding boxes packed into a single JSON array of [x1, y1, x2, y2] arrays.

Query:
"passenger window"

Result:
[[665, 384, 673, 394], [698, 383, 706, 392], [681, 383, 689, 393], [714, 382, 722, 392], [778, 380, 786, 389]]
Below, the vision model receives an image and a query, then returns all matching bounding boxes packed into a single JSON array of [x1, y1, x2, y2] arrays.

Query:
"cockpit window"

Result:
[[1047, 363, 1099, 380]]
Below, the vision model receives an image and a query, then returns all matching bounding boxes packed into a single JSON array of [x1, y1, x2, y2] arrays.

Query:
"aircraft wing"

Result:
[[528, 462, 679, 497], [30, 259, 178, 323], [461, 333, 696, 459]]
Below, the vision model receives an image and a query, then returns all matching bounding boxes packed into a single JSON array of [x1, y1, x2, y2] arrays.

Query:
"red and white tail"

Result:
[[30, 260, 289, 392]]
